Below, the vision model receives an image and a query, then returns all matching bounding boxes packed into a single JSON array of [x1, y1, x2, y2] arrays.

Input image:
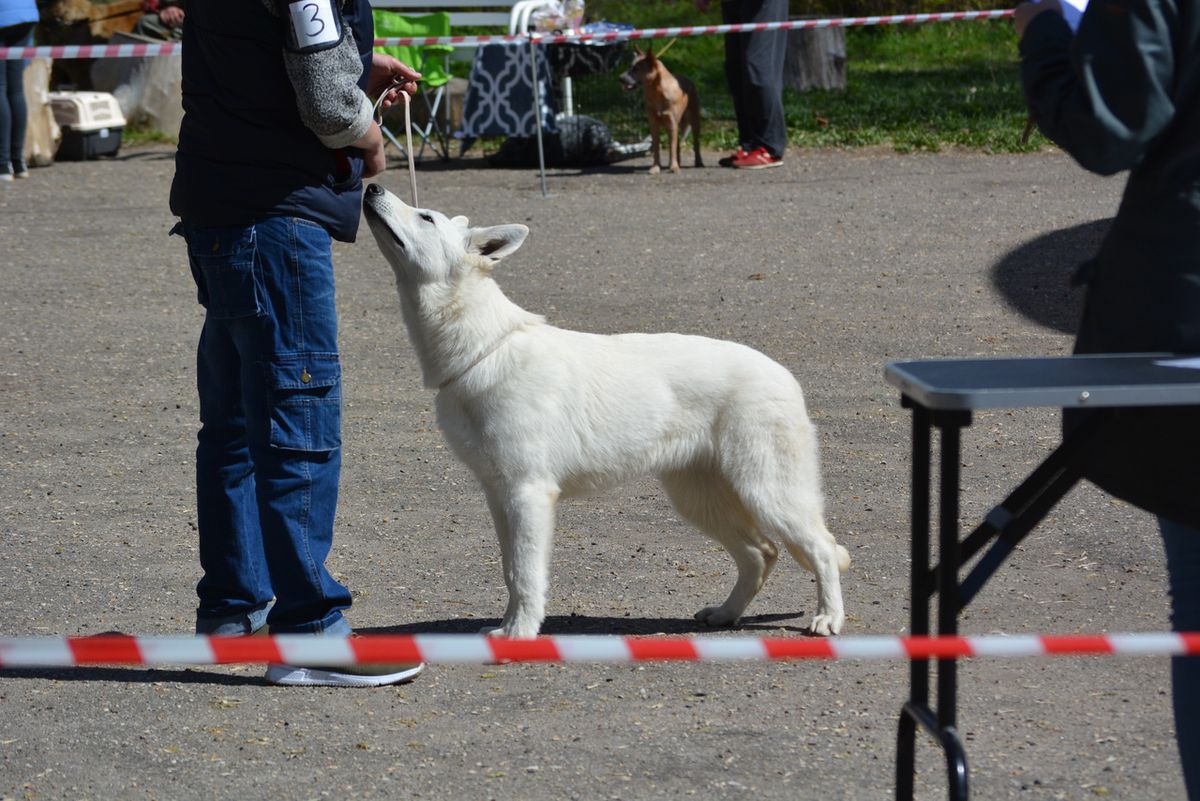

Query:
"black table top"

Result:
[[885, 354, 1200, 411]]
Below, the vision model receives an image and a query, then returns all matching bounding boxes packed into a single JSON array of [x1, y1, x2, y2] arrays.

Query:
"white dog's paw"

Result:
[[481, 621, 541, 639], [808, 611, 844, 637], [694, 605, 741, 628]]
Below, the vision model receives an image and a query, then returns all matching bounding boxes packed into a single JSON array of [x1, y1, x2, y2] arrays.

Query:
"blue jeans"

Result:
[[1162, 516, 1200, 799], [180, 216, 353, 636], [0, 23, 34, 171]]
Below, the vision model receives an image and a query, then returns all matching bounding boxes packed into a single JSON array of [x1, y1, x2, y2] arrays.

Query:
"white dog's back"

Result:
[[440, 327, 811, 492]]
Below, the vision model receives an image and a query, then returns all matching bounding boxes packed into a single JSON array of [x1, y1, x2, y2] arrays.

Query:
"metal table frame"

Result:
[[884, 354, 1200, 801]]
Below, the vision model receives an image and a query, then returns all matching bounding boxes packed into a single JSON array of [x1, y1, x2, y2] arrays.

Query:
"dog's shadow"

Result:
[[989, 219, 1111, 335], [365, 611, 814, 636]]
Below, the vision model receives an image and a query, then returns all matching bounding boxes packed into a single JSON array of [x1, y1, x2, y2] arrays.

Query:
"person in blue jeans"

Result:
[[1017, 0, 1200, 794], [170, 0, 421, 687], [0, 0, 38, 182]]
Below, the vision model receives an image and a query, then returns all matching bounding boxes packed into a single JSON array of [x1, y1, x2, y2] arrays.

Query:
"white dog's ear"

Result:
[[451, 215, 469, 228], [467, 224, 529, 263]]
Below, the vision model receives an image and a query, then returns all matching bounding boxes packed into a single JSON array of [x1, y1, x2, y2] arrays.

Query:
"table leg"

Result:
[[936, 411, 970, 800], [896, 403, 931, 801], [896, 403, 971, 801]]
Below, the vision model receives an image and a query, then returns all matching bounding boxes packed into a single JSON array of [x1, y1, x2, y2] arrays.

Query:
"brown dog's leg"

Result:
[[668, 116, 681, 174], [649, 117, 662, 174]]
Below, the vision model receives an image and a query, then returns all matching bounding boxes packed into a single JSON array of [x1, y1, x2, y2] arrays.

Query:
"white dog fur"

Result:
[[363, 184, 849, 638]]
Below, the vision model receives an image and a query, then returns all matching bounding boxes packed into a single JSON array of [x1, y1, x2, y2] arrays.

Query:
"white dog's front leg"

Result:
[[483, 483, 559, 638]]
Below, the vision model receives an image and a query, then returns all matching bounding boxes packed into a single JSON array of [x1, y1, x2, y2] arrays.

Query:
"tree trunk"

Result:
[[783, 25, 847, 92], [23, 59, 61, 167]]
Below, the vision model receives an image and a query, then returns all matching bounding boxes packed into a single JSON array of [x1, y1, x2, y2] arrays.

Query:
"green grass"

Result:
[[122, 120, 179, 147], [127, 2, 1038, 153], [576, 1, 1038, 152]]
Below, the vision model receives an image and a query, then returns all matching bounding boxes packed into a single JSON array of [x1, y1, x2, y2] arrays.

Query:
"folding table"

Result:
[[884, 354, 1200, 800]]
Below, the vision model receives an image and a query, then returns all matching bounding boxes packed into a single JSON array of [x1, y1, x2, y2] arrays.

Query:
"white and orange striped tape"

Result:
[[0, 11, 1014, 60], [2, 632, 1198, 668]]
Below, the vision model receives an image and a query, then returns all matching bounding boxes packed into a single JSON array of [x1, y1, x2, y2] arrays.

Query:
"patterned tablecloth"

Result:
[[460, 22, 630, 140]]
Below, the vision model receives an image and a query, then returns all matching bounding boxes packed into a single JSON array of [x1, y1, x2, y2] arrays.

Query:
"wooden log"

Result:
[[22, 58, 62, 168], [783, 25, 847, 92]]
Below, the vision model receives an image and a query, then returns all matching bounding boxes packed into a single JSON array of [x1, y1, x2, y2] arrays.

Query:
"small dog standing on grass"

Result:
[[362, 184, 849, 638], [619, 44, 704, 174]]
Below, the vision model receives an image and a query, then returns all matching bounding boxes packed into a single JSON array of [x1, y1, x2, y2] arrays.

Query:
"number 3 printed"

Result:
[[303, 3, 325, 36], [287, 0, 339, 49]]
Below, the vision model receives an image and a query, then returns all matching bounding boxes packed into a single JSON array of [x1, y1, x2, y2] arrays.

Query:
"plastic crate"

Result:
[[48, 91, 126, 160]]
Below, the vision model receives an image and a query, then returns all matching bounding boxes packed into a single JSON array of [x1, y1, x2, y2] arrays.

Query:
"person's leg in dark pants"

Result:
[[0, 23, 34, 179], [1161, 516, 1200, 799], [721, 0, 787, 160], [740, 0, 787, 158], [721, 2, 750, 151]]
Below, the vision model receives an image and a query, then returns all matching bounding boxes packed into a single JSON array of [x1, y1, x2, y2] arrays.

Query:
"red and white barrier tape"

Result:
[[0, 41, 181, 60], [0, 10, 1013, 60], [2, 632, 1199, 667]]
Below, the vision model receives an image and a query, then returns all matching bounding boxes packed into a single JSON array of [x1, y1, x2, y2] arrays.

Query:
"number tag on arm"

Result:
[[284, 0, 343, 52]]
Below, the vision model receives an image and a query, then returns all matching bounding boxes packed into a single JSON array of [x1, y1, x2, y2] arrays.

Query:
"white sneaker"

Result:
[[265, 661, 424, 687]]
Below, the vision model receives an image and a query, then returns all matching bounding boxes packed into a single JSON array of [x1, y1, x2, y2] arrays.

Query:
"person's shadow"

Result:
[[989, 219, 1111, 334]]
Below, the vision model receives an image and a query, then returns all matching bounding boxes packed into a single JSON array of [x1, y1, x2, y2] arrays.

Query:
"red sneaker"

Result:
[[731, 147, 782, 169], [718, 147, 749, 168]]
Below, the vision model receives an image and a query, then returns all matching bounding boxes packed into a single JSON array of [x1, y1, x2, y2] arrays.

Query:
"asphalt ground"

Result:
[[0, 144, 1186, 800]]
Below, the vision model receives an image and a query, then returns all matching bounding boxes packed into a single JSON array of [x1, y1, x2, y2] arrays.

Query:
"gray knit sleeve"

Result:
[[262, 0, 375, 149], [283, 32, 375, 149]]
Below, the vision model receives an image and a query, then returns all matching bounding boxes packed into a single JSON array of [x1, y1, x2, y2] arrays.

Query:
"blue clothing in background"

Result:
[[0, 3, 35, 177], [0, 0, 38, 29]]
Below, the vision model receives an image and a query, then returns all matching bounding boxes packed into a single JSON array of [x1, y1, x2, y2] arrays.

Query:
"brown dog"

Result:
[[619, 45, 703, 174]]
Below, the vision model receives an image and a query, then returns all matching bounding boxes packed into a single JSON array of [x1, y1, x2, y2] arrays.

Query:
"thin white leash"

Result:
[[372, 81, 419, 207]]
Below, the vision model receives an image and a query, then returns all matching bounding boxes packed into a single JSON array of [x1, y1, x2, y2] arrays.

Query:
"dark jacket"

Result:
[[170, 0, 374, 242], [1021, 0, 1200, 526]]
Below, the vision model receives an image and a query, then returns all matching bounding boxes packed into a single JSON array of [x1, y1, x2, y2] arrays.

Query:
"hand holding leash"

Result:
[[372, 80, 420, 207]]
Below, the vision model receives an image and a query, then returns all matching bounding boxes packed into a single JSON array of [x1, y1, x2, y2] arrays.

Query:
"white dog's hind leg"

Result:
[[778, 522, 846, 635], [722, 415, 848, 636], [661, 470, 778, 627], [483, 483, 559, 638], [740, 487, 847, 635]]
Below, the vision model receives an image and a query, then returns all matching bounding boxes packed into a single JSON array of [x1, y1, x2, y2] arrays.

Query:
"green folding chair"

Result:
[[373, 10, 454, 160]]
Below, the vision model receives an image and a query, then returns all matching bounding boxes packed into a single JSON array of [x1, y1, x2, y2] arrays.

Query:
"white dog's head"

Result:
[[362, 183, 528, 288], [362, 183, 542, 389]]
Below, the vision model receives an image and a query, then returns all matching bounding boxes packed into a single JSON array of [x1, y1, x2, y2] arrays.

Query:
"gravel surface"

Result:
[[0, 145, 1184, 800]]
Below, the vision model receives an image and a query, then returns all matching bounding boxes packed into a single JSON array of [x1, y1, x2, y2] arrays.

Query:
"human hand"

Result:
[[1014, 0, 1062, 38], [369, 53, 422, 109], [160, 6, 184, 27], [353, 122, 387, 178]]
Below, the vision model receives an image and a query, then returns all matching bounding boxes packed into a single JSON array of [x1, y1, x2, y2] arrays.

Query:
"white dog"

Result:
[[362, 184, 849, 638]]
